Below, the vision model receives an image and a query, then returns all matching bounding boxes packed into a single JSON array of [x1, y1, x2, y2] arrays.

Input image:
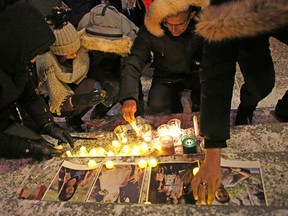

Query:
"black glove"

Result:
[[41, 122, 74, 148], [26, 139, 63, 161], [71, 90, 106, 108]]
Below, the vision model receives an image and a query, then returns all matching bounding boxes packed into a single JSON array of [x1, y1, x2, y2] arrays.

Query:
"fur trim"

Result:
[[144, 0, 209, 37], [79, 29, 133, 56], [196, 0, 288, 42]]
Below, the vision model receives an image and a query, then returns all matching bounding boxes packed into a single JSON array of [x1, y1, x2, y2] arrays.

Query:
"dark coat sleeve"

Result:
[[119, 27, 152, 102], [0, 133, 30, 158]]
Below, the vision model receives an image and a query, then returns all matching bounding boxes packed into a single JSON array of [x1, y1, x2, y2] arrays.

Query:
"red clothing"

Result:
[[143, 0, 152, 10]]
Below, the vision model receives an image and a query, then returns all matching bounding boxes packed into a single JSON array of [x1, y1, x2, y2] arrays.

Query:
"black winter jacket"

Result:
[[119, 25, 203, 102], [0, 3, 55, 158]]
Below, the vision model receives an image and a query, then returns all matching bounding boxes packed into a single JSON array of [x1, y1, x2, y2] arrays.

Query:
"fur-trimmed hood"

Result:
[[144, 0, 209, 37], [79, 29, 133, 56], [196, 0, 288, 42]]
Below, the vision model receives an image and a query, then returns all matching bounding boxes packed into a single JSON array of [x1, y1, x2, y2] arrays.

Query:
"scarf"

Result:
[[36, 47, 89, 115]]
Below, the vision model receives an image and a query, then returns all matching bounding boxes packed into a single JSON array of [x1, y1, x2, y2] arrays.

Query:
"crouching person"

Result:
[[0, 1, 74, 160]]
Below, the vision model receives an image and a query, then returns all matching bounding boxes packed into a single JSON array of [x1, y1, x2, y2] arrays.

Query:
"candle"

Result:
[[181, 135, 197, 154], [144, 201, 152, 204], [193, 115, 200, 137], [89, 148, 98, 157], [98, 147, 105, 156], [141, 142, 149, 153], [87, 160, 97, 169], [112, 140, 119, 147], [148, 158, 158, 168], [114, 125, 127, 143], [157, 124, 171, 137], [167, 119, 181, 140], [66, 150, 72, 157], [107, 151, 114, 157], [138, 159, 147, 168], [159, 135, 175, 155], [79, 146, 88, 157], [193, 167, 199, 176], [105, 161, 114, 169], [123, 145, 130, 154], [140, 124, 152, 142]]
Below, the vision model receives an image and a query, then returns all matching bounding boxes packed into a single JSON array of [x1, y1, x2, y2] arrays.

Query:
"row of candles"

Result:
[[87, 157, 200, 177], [66, 115, 200, 158]]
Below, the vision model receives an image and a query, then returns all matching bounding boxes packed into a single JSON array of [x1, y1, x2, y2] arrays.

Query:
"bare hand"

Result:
[[192, 148, 222, 205], [122, 100, 137, 124]]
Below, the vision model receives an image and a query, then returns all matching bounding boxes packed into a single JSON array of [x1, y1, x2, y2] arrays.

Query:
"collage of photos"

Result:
[[18, 158, 267, 206]]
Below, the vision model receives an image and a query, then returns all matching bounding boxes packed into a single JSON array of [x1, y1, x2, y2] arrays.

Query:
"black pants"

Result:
[[148, 73, 200, 114]]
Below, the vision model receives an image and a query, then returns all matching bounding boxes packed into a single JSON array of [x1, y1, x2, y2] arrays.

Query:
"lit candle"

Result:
[[193, 115, 199, 137], [159, 135, 175, 155], [144, 201, 152, 204], [80, 146, 88, 157], [112, 140, 119, 147], [138, 159, 147, 168], [167, 119, 181, 140], [148, 158, 158, 168], [141, 142, 149, 152], [123, 145, 130, 154], [89, 148, 98, 157], [193, 167, 199, 176], [132, 145, 140, 156], [107, 151, 114, 157], [66, 150, 72, 157], [122, 137, 128, 143], [105, 161, 114, 169], [98, 147, 105, 156], [87, 160, 97, 169]]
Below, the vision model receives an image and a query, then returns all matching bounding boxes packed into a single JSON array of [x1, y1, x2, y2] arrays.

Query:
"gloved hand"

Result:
[[71, 90, 106, 108], [41, 122, 74, 148], [26, 139, 63, 161]]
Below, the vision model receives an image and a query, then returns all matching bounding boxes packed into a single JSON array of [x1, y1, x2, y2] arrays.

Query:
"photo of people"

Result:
[[213, 166, 267, 206], [87, 163, 145, 203], [42, 161, 98, 202], [147, 162, 199, 204]]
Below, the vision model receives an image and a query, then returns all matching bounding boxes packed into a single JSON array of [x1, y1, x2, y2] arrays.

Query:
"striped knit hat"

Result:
[[50, 22, 80, 56]]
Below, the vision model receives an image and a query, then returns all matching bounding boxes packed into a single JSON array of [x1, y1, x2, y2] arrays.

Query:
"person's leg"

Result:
[[236, 36, 275, 125], [147, 81, 182, 114]]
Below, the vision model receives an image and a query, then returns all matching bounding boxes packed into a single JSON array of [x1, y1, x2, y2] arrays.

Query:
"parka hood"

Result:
[[0, 2, 55, 74], [144, 0, 209, 37], [196, 0, 288, 42]]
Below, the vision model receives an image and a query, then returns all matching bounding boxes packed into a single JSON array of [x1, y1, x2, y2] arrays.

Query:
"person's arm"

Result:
[[192, 147, 222, 205], [119, 27, 152, 123]]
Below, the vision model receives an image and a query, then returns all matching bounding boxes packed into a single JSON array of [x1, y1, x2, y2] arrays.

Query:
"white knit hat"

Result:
[[50, 22, 80, 56]]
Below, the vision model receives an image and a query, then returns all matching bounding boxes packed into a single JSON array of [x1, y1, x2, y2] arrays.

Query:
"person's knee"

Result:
[[148, 99, 170, 113]]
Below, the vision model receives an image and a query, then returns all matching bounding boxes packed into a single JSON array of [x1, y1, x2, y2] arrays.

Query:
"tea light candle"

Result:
[[193, 167, 199, 176], [148, 158, 158, 168], [112, 140, 119, 147], [167, 119, 181, 140], [87, 160, 97, 169], [98, 147, 105, 156], [123, 145, 130, 154], [80, 146, 88, 157], [105, 161, 114, 169], [66, 150, 72, 157], [89, 148, 98, 157], [138, 159, 147, 168], [107, 151, 114, 157], [141, 142, 149, 152], [159, 135, 175, 155]]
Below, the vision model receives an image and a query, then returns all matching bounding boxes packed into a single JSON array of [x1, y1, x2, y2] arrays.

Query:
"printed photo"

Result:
[[42, 160, 99, 202], [87, 163, 145, 203], [147, 161, 199, 204]]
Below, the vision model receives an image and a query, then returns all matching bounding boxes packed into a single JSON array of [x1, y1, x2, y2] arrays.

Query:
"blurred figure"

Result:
[[0, 1, 74, 160]]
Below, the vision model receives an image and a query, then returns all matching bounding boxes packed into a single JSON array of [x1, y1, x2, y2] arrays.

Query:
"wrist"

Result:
[[204, 148, 221, 165]]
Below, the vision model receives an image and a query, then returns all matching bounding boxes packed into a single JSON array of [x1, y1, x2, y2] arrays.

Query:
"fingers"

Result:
[[191, 176, 201, 201], [197, 183, 208, 205]]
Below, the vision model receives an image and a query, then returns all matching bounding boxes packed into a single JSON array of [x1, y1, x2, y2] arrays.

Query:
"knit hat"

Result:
[[50, 22, 81, 56]]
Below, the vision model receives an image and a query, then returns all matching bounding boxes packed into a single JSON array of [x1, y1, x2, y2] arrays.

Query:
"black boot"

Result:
[[274, 92, 288, 122], [235, 104, 255, 125], [66, 116, 85, 132], [90, 103, 111, 119]]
